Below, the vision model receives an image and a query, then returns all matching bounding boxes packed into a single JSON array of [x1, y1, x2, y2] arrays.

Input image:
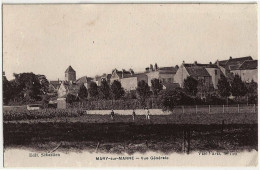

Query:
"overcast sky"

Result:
[[3, 4, 258, 81]]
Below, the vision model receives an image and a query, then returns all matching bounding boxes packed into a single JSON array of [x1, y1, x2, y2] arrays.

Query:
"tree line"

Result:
[[3, 72, 258, 110], [71, 74, 258, 110], [3, 73, 49, 105]]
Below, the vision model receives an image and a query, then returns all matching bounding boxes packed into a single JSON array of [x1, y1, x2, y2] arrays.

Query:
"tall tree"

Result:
[[217, 74, 231, 103], [3, 75, 12, 104], [159, 88, 191, 111], [136, 80, 150, 107], [88, 82, 99, 99], [230, 74, 247, 98], [99, 80, 111, 100], [183, 76, 198, 96], [78, 83, 88, 100], [247, 80, 257, 95], [13, 72, 44, 101], [246, 80, 258, 104], [111, 80, 125, 100], [37, 75, 49, 94], [151, 78, 163, 96]]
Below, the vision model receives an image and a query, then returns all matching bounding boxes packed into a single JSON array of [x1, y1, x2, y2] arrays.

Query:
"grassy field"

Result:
[[3, 105, 258, 154], [4, 122, 257, 154], [3, 112, 258, 125], [3, 104, 257, 122]]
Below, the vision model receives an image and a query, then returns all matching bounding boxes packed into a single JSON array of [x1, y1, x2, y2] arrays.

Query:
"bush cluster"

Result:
[[4, 109, 85, 121], [69, 98, 162, 110]]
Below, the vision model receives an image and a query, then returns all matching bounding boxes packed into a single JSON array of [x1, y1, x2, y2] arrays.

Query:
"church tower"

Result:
[[65, 66, 76, 82]]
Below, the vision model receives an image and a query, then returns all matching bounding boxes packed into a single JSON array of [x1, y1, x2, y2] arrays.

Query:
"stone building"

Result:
[[57, 66, 77, 109], [230, 60, 258, 83], [174, 62, 214, 98], [174, 61, 222, 89], [76, 76, 94, 89], [145, 63, 178, 86], [95, 73, 112, 86], [120, 73, 148, 91], [65, 65, 76, 82], [58, 81, 80, 98], [189, 62, 222, 89], [216, 56, 253, 77], [110, 69, 134, 85]]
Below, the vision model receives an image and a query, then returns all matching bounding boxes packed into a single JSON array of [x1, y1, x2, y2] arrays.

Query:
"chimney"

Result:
[[209, 62, 212, 65], [154, 63, 158, 71], [183, 60, 185, 64], [150, 64, 154, 71], [216, 60, 219, 66], [194, 61, 197, 65], [230, 56, 232, 59], [145, 67, 149, 72], [129, 69, 134, 75]]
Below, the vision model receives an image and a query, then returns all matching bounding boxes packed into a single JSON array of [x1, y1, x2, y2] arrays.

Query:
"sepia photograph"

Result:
[[2, 3, 258, 167]]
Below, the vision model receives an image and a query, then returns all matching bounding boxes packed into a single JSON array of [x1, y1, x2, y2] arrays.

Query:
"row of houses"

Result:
[[49, 56, 257, 98]]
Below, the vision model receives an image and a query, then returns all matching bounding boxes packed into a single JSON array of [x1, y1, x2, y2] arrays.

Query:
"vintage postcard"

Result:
[[2, 3, 258, 167]]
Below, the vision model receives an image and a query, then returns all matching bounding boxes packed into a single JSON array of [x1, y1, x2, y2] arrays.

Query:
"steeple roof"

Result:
[[65, 66, 76, 73]]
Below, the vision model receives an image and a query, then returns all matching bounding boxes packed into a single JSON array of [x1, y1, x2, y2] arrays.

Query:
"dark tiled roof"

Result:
[[229, 65, 240, 70], [61, 81, 80, 96], [49, 81, 61, 89], [112, 69, 134, 79], [217, 56, 253, 69], [159, 66, 178, 74], [118, 72, 132, 79], [239, 60, 258, 70], [122, 74, 133, 78], [160, 71, 177, 74], [185, 66, 210, 77], [217, 60, 229, 66], [184, 63, 218, 68], [76, 76, 93, 84], [121, 73, 147, 79], [65, 66, 76, 73], [198, 64, 218, 68], [225, 56, 253, 69], [131, 73, 147, 77]]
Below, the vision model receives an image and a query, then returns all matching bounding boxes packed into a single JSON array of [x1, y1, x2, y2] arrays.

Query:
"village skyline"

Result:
[[3, 55, 258, 81], [3, 4, 257, 81]]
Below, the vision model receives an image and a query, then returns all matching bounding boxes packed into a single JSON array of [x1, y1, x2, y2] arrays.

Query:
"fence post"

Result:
[[238, 104, 240, 113], [221, 120, 225, 140], [208, 105, 210, 114], [182, 106, 184, 114], [223, 105, 224, 113], [95, 142, 100, 153], [187, 127, 191, 154], [195, 105, 197, 114], [182, 129, 186, 153]]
